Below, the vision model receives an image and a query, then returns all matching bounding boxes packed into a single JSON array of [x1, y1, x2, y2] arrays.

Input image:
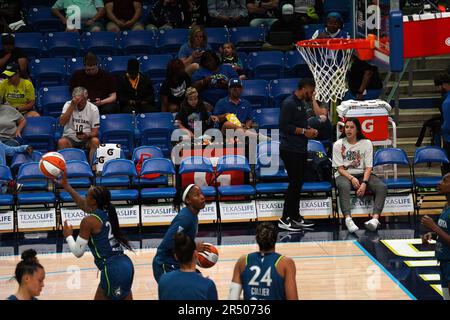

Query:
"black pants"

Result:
[[121, 102, 157, 114], [280, 149, 307, 220], [98, 102, 120, 115]]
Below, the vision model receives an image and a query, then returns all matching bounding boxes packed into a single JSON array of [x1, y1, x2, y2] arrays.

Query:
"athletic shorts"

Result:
[[100, 254, 134, 300], [65, 136, 89, 150], [439, 261, 450, 288], [152, 257, 179, 283]]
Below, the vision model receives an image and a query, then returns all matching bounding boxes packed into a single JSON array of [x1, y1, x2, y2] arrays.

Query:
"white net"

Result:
[[297, 43, 354, 103]]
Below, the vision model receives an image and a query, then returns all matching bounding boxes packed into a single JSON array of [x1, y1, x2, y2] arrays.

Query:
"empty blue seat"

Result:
[[12, 32, 44, 58], [374, 148, 413, 190], [216, 155, 255, 197], [241, 80, 269, 109], [205, 27, 229, 51], [46, 32, 81, 58], [59, 148, 88, 162], [253, 108, 279, 130], [102, 55, 135, 77], [137, 113, 174, 156], [21, 116, 56, 153], [97, 159, 138, 201], [66, 57, 85, 76], [100, 114, 135, 157], [139, 158, 177, 199], [28, 6, 64, 33], [229, 27, 265, 52], [82, 32, 118, 56], [157, 28, 189, 54], [307, 140, 328, 153], [132, 146, 167, 186], [247, 51, 284, 80], [10, 151, 43, 175], [30, 58, 66, 87], [17, 162, 55, 205], [119, 30, 157, 56], [57, 160, 93, 202], [38, 86, 71, 117], [284, 50, 311, 78], [303, 23, 322, 39], [139, 54, 173, 83], [179, 156, 216, 197], [269, 78, 301, 107]]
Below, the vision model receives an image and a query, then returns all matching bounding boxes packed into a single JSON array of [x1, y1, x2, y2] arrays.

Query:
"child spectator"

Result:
[[220, 42, 246, 80]]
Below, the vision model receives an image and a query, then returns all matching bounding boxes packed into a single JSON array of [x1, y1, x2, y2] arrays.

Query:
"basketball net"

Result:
[[296, 36, 375, 103]]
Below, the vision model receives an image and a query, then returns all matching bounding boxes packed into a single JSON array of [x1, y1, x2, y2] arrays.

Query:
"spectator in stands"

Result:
[[437, 73, 450, 174], [247, 0, 279, 28], [0, 34, 28, 78], [145, 0, 187, 30], [220, 42, 246, 80], [0, 141, 32, 167], [278, 78, 317, 231], [192, 50, 238, 106], [178, 26, 212, 76], [70, 52, 118, 115], [175, 87, 216, 137], [58, 87, 100, 166], [0, 0, 29, 33], [282, 0, 323, 24], [0, 102, 26, 147], [345, 55, 383, 100], [52, 0, 105, 32], [117, 58, 156, 114], [332, 118, 387, 233], [160, 59, 192, 113], [208, 0, 249, 27], [0, 63, 39, 117], [311, 12, 350, 39], [263, 4, 304, 51], [104, 0, 144, 32], [185, 0, 208, 27]]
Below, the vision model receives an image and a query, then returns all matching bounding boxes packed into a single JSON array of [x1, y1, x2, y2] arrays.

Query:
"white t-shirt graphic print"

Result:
[[332, 138, 373, 177]]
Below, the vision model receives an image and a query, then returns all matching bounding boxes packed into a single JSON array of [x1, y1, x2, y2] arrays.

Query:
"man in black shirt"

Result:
[[278, 78, 318, 231], [0, 34, 28, 78], [347, 55, 383, 100]]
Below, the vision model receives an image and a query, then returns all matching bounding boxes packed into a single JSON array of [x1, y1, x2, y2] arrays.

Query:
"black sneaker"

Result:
[[278, 217, 303, 231], [292, 217, 315, 228]]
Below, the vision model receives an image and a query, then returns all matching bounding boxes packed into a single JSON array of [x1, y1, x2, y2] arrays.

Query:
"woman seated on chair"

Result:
[[332, 118, 387, 233]]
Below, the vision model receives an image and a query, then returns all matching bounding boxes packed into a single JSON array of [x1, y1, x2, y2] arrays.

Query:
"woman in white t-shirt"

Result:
[[332, 118, 387, 233]]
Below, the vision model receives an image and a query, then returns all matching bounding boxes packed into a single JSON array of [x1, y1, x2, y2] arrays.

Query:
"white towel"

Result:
[[94, 143, 121, 172]]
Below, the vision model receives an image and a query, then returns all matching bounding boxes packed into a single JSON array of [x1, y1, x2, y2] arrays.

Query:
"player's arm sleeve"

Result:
[[65, 235, 89, 258], [228, 282, 242, 300]]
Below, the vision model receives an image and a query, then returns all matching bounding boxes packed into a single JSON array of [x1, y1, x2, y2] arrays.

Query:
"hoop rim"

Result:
[[296, 35, 376, 51]]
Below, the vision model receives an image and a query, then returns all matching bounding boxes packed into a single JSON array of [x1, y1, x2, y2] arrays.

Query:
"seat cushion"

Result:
[[0, 194, 14, 205], [200, 186, 216, 197], [59, 191, 88, 202], [68, 177, 92, 188], [415, 176, 442, 188], [383, 178, 413, 189], [110, 189, 139, 201], [255, 182, 288, 194], [18, 192, 55, 204], [140, 187, 177, 199], [218, 185, 255, 196], [133, 176, 168, 186], [302, 182, 332, 192], [96, 176, 130, 187]]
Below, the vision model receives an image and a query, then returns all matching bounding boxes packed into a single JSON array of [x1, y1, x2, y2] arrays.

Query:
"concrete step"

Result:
[[386, 80, 437, 95], [408, 55, 450, 70], [381, 68, 448, 82], [394, 108, 440, 122]]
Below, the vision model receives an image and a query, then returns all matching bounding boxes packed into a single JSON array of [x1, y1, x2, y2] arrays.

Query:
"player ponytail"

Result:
[[14, 249, 43, 285], [173, 231, 196, 265], [256, 222, 278, 252], [92, 186, 133, 251]]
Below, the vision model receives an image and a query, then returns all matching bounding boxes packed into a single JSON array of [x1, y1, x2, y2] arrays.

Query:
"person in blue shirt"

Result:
[[158, 231, 218, 300], [57, 171, 135, 300], [0, 141, 32, 166], [192, 50, 238, 106], [311, 12, 350, 39], [422, 172, 450, 300], [178, 26, 212, 76], [153, 184, 209, 283], [7, 249, 44, 300], [228, 222, 298, 300]]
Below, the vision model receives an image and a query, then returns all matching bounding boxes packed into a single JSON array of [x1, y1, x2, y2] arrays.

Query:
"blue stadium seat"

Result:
[[157, 28, 189, 54], [269, 78, 301, 107], [137, 112, 174, 156], [216, 155, 255, 197], [205, 27, 229, 51], [97, 159, 139, 201], [46, 32, 81, 58], [66, 57, 85, 76], [27, 6, 64, 33], [284, 50, 311, 78], [0, 165, 14, 206], [100, 114, 135, 157], [247, 51, 284, 80], [58, 148, 88, 162], [82, 32, 118, 56], [20, 116, 56, 153], [37, 86, 71, 117], [179, 156, 216, 197], [229, 27, 265, 52], [119, 30, 157, 56], [303, 23, 322, 39], [132, 146, 168, 186], [241, 80, 269, 109], [58, 160, 94, 202], [255, 141, 288, 194], [102, 55, 135, 77], [30, 58, 66, 87], [139, 54, 173, 83], [323, 0, 351, 22], [12, 32, 45, 58], [132, 146, 164, 161], [10, 151, 43, 175], [253, 108, 279, 130], [153, 81, 162, 109], [17, 162, 56, 205], [139, 158, 177, 199], [307, 140, 328, 153]]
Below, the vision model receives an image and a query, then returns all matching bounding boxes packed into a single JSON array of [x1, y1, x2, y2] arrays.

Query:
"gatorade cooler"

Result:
[[337, 100, 391, 141]]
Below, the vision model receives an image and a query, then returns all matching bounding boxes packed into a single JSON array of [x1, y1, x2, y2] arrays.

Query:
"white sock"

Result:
[[345, 217, 352, 221]]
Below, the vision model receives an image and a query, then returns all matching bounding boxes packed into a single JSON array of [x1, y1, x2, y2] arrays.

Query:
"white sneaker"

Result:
[[364, 218, 380, 232], [345, 218, 359, 233]]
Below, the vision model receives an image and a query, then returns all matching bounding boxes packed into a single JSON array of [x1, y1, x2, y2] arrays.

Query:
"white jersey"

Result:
[[332, 138, 373, 178], [62, 100, 100, 141]]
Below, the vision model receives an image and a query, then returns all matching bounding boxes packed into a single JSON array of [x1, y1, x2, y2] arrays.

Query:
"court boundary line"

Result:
[[354, 241, 417, 300]]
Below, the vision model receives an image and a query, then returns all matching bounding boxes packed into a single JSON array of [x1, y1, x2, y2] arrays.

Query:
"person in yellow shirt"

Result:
[[0, 63, 39, 117]]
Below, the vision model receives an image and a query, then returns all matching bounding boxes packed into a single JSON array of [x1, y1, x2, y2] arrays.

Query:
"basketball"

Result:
[[39, 152, 66, 178], [197, 243, 219, 268]]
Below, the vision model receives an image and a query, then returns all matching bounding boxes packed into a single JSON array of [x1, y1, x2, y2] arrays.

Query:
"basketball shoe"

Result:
[[345, 217, 359, 233], [278, 217, 303, 231], [364, 218, 380, 232]]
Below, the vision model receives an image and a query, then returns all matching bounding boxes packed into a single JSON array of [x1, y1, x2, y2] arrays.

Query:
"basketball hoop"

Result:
[[296, 35, 375, 103]]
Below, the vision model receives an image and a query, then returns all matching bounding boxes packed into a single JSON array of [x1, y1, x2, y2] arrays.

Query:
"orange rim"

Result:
[[296, 34, 376, 51]]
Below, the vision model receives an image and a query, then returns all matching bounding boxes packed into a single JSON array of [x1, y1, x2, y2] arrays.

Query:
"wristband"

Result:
[[362, 180, 369, 184]]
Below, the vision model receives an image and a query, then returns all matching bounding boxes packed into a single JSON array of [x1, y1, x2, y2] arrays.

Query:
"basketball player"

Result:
[[7, 249, 45, 300], [421, 172, 450, 300], [158, 232, 218, 300], [56, 171, 135, 300], [228, 222, 298, 300], [152, 184, 210, 283]]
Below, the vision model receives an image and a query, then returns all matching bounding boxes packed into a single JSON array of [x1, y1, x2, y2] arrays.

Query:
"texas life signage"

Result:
[[17, 208, 56, 231], [256, 198, 333, 219], [337, 194, 414, 215]]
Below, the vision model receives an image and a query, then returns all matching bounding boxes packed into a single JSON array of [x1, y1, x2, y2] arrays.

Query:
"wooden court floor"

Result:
[[0, 240, 411, 300]]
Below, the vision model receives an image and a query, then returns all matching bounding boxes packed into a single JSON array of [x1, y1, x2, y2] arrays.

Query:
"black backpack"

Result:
[[304, 151, 332, 183]]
